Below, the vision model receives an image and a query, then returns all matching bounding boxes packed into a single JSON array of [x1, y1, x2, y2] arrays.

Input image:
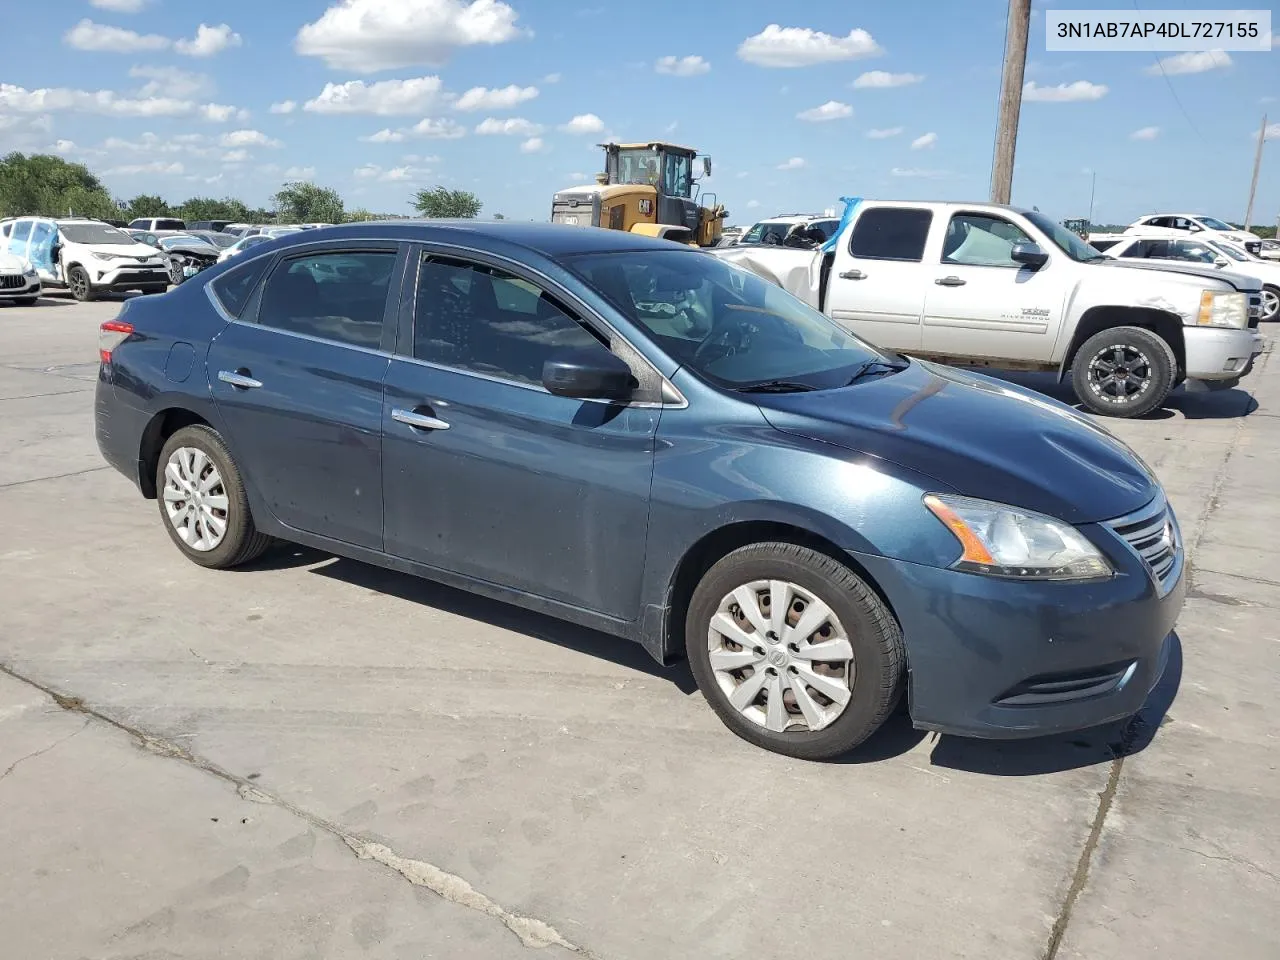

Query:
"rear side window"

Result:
[[155, 219, 186, 231], [255, 251, 396, 349], [210, 256, 271, 318], [848, 207, 933, 261]]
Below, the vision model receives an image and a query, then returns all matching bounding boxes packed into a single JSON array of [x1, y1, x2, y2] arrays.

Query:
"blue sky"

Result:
[[2, 0, 1276, 226]]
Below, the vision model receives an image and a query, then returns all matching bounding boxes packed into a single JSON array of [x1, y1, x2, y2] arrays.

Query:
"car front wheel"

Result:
[[67, 265, 95, 302], [1261, 285, 1279, 323], [1071, 325, 1176, 418], [686, 542, 905, 760], [156, 425, 272, 569]]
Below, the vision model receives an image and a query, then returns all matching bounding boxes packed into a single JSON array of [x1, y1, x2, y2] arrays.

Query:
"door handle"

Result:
[[935, 276, 967, 287], [839, 269, 866, 280], [218, 369, 262, 389], [392, 407, 451, 431]]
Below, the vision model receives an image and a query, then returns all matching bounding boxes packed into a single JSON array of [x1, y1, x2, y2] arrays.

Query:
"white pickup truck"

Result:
[[709, 200, 1267, 417]]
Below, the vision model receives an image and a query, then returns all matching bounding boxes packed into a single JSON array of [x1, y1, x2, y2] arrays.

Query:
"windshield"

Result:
[[565, 250, 887, 389], [608, 148, 661, 186], [740, 221, 795, 245], [129, 232, 159, 247], [1198, 217, 1234, 231], [1024, 211, 1106, 262], [1208, 240, 1248, 262], [59, 223, 135, 245]]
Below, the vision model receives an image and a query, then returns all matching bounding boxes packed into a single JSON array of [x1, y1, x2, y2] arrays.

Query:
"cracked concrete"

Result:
[[0, 298, 1276, 959]]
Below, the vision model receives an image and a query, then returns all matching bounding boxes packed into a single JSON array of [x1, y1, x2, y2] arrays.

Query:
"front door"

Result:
[[206, 243, 405, 549], [921, 211, 1068, 362], [382, 249, 659, 620], [826, 205, 934, 352]]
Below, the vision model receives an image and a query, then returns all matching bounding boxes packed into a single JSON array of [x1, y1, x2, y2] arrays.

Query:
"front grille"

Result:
[[0, 274, 26, 289], [1105, 492, 1181, 592]]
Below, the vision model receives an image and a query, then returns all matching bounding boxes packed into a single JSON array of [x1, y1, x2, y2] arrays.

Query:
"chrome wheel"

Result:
[[68, 268, 89, 300], [707, 580, 854, 733], [162, 446, 229, 552], [1086, 344, 1152, 406], [1261, 288, 1279, 322]]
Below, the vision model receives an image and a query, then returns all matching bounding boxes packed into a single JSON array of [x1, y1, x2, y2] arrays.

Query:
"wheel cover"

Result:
[[1262, 290, 1279, 321], [162, 447, 229, 552], [1086, 344, 1153, 405], [69, 270, 87, 298], [707, 579, 855, 733]]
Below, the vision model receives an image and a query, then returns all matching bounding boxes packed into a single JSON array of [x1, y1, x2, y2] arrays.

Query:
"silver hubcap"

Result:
[[162, 447, 229, 552], [708, 580, 855, 733], [1262, 290, 1279, 321], [1087, 344, 1152, 404]]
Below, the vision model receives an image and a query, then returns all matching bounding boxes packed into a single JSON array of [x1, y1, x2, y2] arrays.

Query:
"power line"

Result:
[[1131, 0, 1208, 145]]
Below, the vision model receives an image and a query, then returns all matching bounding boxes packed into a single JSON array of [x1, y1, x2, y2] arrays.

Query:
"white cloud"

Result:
[[560, 113, 604, 133], [891, 167, 948, 178], [64, 19, 169, 52], [655, 55, 710, 76], [543, 72, 562, 84], [221, 150, 250, 163], [412, 117, 466, 138], [746, 200, 761, 208], [866, 126, 903, 139], [568, 171, 588, 182], [129, 65, 214, 99], [453, 84, 538, 111], [198, 103, 250, 122], [910, 131, 937, 150], [51, 139, 77, 154], [1022, 80, 1108, 102], [777, 156, 806, 170], [852, 70, 924, 88], [1130, 126, 1160, 141], [90, 0, 150, 11], [0, 83, 200, 118], [475, 116, 542, 136], [220, 129, 282, 148], [304, 77, 445, 115], [520, 137, 547, 153], [285, 166, 317, 179], [1145, 50, 1232, 75], [270, 100, 297, 114], [296, 0, 527, 72], [360, 128, 406, 143], [797, 100, 852, 122], [737, 24, 882, 67], [354, 162, 425, 181], [175, 23, 242, 58], [104, 161, 185, 176]]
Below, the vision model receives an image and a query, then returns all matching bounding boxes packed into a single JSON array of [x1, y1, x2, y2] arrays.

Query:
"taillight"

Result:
[[99, 320, 134, 364]]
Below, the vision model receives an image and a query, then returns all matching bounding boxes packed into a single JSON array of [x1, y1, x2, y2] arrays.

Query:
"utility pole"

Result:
[[1087, 170, 1097, 226], [1243, 113, 1267, 231], [990, 0, 1032, 204]]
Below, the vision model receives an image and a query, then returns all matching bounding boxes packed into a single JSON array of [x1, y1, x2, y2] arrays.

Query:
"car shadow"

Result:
[[985, 370, 1258, 420]]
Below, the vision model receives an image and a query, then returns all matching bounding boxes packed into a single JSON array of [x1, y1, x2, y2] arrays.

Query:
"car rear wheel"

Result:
[[156, 425, 272, 569], [1071, 325, 1176, 418], [1260, 285, 1279, 323], [67, 265, 95, 302], [686, 542, 904, 760]]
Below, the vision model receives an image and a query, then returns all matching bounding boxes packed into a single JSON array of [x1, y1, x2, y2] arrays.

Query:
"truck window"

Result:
[[848, 207, 932, 262], [941, 213, 1032, 267]]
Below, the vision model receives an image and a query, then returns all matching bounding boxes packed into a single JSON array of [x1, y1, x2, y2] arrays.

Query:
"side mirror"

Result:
[[1188, 223, 1203, 232], [702, 157, 712, 178], [542, 346, 635, 401], [1010, 241, 1048, 268], [1214, 257, 1228, 268]]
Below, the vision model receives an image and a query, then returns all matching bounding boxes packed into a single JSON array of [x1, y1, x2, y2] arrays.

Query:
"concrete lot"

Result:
[[1, 293, 1277, 960]]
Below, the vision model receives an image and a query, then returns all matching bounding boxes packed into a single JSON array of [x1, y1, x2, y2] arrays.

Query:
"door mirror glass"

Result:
[[542, 346, 635, 400], [1010, 241, 1049, 268], [1214, 257, 1228, 268], [702, 157, 712, 178]]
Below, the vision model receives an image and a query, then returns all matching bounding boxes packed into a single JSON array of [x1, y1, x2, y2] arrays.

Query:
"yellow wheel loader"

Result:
[[550, 141, 728, 247]]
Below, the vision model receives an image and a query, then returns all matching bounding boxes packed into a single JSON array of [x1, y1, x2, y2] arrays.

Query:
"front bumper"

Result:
[[851, 504, 1186, 739], [1182, 326, 1265, 385], [94, 263, 171, 291], [0, 275, 41, 298]]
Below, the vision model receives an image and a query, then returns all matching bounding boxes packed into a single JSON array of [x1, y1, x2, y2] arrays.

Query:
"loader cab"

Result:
[[603, 142, 709, 237]]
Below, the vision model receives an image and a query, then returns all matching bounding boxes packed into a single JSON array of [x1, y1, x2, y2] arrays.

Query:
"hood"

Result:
[[754, 359, 1158, 525], [1095, 257, 1262, 293], [86, 242, 165, 260], [0, 252, 30, 272]]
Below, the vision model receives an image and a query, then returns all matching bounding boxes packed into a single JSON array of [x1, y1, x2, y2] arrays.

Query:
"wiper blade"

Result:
[[733, 379, 818, 393], [843, 357, 910, 385]]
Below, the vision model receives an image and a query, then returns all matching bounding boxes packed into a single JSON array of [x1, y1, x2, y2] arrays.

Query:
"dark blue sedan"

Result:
[[95, 221, 1185, 759]]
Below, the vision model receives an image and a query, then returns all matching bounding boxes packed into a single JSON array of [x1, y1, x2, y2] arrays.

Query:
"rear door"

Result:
[[826, 205, 933, 351], [206, 241, 407, 549]]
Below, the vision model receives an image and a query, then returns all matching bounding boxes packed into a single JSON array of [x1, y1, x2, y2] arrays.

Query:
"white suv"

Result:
[[1123, 214, 1260, 251], [737, 214, 842, 247], [1, 217, 170, 301]]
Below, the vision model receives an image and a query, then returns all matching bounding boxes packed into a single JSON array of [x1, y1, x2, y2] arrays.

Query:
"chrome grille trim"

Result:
[[1104, 491, 1183, 595]]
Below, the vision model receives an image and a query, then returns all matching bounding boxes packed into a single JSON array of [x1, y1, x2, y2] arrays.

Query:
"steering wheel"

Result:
[[692, 307, 803, 367]]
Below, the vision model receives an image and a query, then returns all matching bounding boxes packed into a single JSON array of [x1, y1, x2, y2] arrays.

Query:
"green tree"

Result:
[[178, 196, 250, 223], [492, 212, 505, 220], [273, 181, 344, 224], [0, 152, 118, 219], [124, 194, 173, 221], [412, 186, 481, 219]]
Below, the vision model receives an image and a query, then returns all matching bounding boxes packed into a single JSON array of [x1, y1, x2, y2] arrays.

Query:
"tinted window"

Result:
[[210, 256, 272, 318], [1118, 240, 1157, 258], [59, 223, 134, 244], [155, 219, 186, 231], [413, 255, 602, 385], [1169, 241, 1217, 263], [848, 207, 932, 261], [255, 251, 395, 348], [1090, 239, 1120, 252], [941, 213, 1032, 266]]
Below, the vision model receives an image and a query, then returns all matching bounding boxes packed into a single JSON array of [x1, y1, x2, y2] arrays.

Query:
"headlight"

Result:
[[1197, 290, 1248, 329], [93, 252, 128, 262], [923, 494, 1113, 581]]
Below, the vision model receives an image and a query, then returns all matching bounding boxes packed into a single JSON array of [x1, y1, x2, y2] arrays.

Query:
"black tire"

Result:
[[67, 265, 95, 302], [140, 285, 167, 295], [686, 542, 905, 760], [155, 425, 272, 569], [15, 296, 38, 306], [1261, 285, 1280, 323], [1070, 325, 1176, 418]]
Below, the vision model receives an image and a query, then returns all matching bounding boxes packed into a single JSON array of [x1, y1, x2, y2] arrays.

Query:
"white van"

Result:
[[1, 217, 170, 301]]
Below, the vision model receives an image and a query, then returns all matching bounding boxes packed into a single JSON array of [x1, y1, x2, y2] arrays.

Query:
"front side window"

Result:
[[941, 213, 1033, 267], [848, 207, 932, 262], [1024, 211, 1107, 262], [255, 251, 395, 348], [1197, 216, 1234, 231], [662, 152, 692, 198], [566, 250, 886, 390], [1169, 241, 1217, 263], [413, 255, 603, 385]]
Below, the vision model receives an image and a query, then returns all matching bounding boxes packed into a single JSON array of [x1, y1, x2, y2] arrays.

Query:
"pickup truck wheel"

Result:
[[1071, 326, 1176, 418], [1260, 285, 1279, 323]]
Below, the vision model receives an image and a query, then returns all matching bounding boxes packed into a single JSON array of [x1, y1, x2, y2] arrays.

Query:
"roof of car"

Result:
[[272, 219, 704, 257]]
